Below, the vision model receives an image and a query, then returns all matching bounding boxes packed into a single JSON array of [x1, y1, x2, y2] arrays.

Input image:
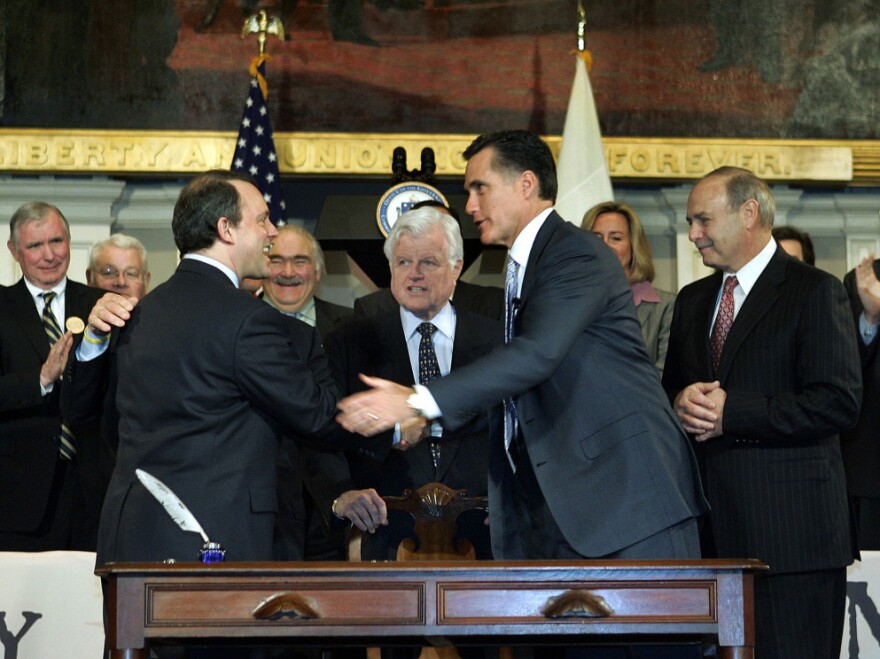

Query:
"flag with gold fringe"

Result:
[[231, 54, 287, 224], [555, 50, 614, 225]]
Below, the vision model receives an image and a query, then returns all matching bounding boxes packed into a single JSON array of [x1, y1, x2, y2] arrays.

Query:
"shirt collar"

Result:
[[183, 253, 239, 288], [508, 207, 554, 269], [631, 280, 661, 306], [400, 301, 456, 342], [24, 277, 66, 304], [729, 237, 777, 295]]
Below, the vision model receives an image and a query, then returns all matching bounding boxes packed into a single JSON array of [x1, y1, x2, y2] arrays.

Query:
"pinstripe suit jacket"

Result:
[[663, 247, 861, 574], [841, 260, 880, 498]]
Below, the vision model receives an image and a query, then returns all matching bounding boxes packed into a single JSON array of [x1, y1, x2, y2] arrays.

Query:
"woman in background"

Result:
[[583, 201, 676, 376]]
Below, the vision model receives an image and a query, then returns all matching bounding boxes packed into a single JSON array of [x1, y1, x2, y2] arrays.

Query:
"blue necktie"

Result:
[[503, 258, 520, 472]]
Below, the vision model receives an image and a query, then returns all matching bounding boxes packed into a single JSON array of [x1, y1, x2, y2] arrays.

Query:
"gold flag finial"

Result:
[[576, 0, 586, 52], [242, 9, 285, 56]]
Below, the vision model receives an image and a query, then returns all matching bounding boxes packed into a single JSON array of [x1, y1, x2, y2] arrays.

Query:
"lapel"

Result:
[[694, 271, 724, 378], [519, 211, 563, 305], [716, 248, 786, 381], [7, 278, 51, 361]]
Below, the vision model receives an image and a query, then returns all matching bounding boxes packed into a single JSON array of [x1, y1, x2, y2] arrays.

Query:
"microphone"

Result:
[[392, 147, 407, 182], [420, 147, 436, 182]]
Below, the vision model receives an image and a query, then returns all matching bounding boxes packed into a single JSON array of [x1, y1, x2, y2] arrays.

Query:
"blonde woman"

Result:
[[583, 201, 676, 375]]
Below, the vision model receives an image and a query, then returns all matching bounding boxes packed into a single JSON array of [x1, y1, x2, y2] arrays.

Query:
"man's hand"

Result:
[[694, 386, 727, 442], [336, 375, 417, 436], [87, 292, 138, 335], [40, 331, 74, 387], [673, 381, 722, 436], [397, 416, 429, 451], [856, 255, 880, 325], [333, 488, 388, 533]]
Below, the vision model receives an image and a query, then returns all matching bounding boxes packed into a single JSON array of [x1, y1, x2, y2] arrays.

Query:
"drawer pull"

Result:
[[252, 591, 321, 620], [542, 590, 613, 619]]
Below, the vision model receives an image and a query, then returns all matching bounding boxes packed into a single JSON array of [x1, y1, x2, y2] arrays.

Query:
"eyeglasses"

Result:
[[95, 266, 143, 281]]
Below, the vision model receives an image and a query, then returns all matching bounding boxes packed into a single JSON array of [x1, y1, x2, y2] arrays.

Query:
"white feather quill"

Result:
[[135, 468, 211, 544]]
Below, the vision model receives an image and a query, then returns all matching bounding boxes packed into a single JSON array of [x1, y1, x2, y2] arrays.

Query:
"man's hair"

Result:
[[463, 130, 558, 203], [772, 225, 816, 266], [704, 166, 776, 228], [88, 233, 149, 274], [9, 201, 70, 249], [582, 201, 656, 284], [384, 206, 464, 267], [409, 198, 462, 224], [172, 170, 255, 254], [274, 224, 325, 274]]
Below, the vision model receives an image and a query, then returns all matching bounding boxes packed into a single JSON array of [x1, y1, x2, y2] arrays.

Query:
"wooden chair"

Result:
[[349, 483, 491, 659]]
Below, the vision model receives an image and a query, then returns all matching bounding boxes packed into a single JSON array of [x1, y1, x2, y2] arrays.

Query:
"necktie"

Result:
[[41, 291, 63, 344], [503, 258, 520, 472], [41, 292, 76, 460], [710, 275, 738, 376], [417, 322, 442, 468]]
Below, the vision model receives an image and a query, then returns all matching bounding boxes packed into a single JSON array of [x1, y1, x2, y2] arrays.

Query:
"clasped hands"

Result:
[[336, 375, 428, 451], [673, 380, 727, 442]]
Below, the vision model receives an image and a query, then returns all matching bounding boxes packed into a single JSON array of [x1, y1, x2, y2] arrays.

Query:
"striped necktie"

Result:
[[41, 292, 76, 460]]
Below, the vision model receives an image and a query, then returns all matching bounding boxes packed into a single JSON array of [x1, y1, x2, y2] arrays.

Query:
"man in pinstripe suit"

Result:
[[663, 166, 862, 658]]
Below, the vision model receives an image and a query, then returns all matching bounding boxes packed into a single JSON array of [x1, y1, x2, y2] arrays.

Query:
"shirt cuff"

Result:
[[76, 329, 110, 362], [409, 384, 443, 420], [860, 312, 879, 345]]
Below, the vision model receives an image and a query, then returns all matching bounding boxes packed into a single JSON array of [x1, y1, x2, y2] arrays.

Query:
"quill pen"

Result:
[[135, 468, 211, 544]]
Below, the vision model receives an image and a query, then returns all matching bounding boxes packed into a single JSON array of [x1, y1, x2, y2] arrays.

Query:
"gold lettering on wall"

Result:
[[0, 130, 858, 183]]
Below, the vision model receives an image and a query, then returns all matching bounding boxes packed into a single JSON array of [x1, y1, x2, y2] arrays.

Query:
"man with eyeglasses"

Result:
[[86, 234, 151, 302]]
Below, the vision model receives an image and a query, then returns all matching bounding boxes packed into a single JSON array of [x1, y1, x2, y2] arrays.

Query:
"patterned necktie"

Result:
[[41, 292, 76, 460], [503, 258, 520, 472], [41, 291, 63, 344], [710, 275, 738, 376], [417, 322, 442, 468]]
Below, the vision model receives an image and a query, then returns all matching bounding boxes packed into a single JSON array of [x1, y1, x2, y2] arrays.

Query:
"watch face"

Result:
[[376, 182, 447, 237]]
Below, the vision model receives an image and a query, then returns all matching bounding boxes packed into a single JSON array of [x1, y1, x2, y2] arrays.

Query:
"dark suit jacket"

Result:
[[841, 259, 880, 499], [303, 305, 500, 559], [91, 259, 360, 565], [422, 213, 708, 559], [353, 280, 505, 321], [314, 297, 353, 341], [0, 278, 104, 541], [663, 248, 861, 574]]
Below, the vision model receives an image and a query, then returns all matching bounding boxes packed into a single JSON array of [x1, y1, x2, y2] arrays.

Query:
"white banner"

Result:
[[0, 551, 103, 659]]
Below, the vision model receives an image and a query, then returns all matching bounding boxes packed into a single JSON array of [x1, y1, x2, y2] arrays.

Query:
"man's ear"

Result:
[[216, 216, 234, 244], [740, 199, 761, 229], [519, 170, 539, 200]]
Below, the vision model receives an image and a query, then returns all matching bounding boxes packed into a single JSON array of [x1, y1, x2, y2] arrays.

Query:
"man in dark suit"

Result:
[[0, 201, 104, 551], [353, 200, 505, 322], [80, 170, 361, 565], [337, 130, 708, 563], [663, 166, 861, 658], [262, 223, 352, 340], [258, 222, 353, 561], [305, 205, 498, 560], [842, 255, 880, 549]]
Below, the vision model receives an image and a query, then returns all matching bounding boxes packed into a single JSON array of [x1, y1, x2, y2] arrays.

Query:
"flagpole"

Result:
[[554, 0, 613, 224], [231, 10, 288, 224]]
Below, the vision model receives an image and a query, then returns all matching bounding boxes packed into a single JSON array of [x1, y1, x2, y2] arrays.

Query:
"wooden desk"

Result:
[[98, 559, 766, 659]]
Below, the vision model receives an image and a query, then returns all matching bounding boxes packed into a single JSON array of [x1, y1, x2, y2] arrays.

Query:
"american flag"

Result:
[[231, 57, 287, 224]]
